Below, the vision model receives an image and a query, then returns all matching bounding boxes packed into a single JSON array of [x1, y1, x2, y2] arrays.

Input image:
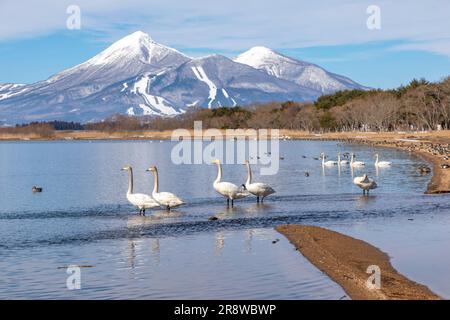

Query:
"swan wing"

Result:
[[247, 183, 276, 196], [234, 190, 251, 199], [127, 193, 160, 209], [154, 192, 184, 207], [353, 176, 365, 184], [214, 182, 239, 197]]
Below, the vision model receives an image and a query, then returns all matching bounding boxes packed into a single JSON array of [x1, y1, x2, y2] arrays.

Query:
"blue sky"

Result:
[[1, 0, 450, 89]]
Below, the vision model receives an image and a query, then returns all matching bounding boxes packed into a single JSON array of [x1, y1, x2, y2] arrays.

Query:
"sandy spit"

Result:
[[276, 224, 440, 300], [276, 225, 441, 300]]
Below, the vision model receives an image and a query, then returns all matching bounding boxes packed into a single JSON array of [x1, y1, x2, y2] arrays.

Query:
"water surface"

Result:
[[0, 140, 448, 299]]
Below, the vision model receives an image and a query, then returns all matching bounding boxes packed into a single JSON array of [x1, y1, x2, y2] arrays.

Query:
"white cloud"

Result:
[[1, 0, 450, 56]]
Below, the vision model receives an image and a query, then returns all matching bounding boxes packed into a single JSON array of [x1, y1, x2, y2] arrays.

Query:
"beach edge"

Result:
[[276, 224, 441, 300]]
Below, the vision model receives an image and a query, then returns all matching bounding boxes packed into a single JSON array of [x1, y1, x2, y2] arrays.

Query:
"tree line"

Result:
[[3, 77, 450, 134], [89, 77, 450, 132]]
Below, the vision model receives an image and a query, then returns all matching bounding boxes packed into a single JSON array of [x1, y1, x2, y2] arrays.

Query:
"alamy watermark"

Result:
[[66, 265, 81, 290], [366, 5, 381, 30], [366, 265, 381, 290], [66, 5, 81, 30], [170, 121, 280, 175]]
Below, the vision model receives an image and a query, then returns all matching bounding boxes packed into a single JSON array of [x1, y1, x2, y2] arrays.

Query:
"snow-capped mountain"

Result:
[[234, 46, 368, 94], [123, 54, 319, 110], [0, 32, 367, 125]]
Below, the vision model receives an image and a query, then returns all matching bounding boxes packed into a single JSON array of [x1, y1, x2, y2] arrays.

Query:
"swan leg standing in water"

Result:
[[242, 160, 275, 203], [122, 165, 159, 215], [146, 166, 184, 211], [211, 159, 249, 207]]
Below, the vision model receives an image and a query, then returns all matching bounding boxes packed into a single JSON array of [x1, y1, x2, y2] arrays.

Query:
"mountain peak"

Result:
[[234, 46, 287, 68], [235, 46, 366, 93], [245, 46, 277, 55], [109, 31, 155, 50], [79, 31, 189, 68]]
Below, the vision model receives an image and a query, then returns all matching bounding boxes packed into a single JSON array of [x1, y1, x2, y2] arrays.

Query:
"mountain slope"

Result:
[[135, 54, 320, 109], [234, 46, 368, 94], [0, 32, 368, 124]]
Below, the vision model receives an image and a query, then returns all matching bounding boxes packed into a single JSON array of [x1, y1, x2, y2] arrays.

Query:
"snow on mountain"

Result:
[[138, 54, 319, 110], [0, 83, 28, 101], [234, 46, 368, 94], [42, 31, 191, 96], [128, 74, 181, 116], [0, 32, 368, 124]]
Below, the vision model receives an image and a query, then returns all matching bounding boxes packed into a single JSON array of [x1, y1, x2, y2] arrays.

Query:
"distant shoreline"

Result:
[[276, 224, 441, 300], [1, 129, 448, 194]]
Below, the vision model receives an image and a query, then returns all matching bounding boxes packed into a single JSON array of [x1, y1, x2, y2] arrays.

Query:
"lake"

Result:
[[0, 140, 449, 299]]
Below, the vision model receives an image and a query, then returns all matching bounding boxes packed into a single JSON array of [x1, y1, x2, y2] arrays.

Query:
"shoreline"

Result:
[[276, 224, 441, 300], [1, 129, 448, 193]]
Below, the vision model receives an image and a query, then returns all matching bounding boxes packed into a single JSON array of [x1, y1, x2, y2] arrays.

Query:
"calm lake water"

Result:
[[0, 140, 449, 299]]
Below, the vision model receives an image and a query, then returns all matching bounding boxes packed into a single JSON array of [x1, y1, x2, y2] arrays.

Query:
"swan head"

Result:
[[121, 165, 132, 171], [211, 159, 221, 165], [241, 184, 247, 190], [146, 166, 157, 172], [243, 160, 249, 165]]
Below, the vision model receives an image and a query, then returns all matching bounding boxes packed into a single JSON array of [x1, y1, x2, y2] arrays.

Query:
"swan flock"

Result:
[[122, 152, 389, 214]]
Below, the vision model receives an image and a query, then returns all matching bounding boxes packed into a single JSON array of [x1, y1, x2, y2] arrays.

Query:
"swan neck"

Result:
[[214, 162, 222, 184], [246, 163, 252, 185], [152, 170, 159, 194], [128, 168, 133, 194]]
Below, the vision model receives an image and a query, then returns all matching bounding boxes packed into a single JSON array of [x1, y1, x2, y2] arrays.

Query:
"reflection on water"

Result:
[[0, 228, 348, 299], [0, 140, 448, 299]]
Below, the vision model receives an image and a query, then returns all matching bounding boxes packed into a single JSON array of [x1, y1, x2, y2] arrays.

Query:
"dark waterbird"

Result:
[[32, 186, 43, 193]]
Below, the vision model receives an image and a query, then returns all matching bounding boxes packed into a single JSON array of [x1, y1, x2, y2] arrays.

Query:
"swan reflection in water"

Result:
[[244, 203, 273, 215], [214, 231, 225, 255], [128, 240, 136, 270], [355, 194, 377, 209], [127, 238, 161, 270], [214, 229, 258, 255], [126, 211, 183, 228]]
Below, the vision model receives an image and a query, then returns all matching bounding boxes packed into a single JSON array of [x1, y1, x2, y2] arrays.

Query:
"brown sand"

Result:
[[1, 129, 448, 193], [276, 224, 441, 300]]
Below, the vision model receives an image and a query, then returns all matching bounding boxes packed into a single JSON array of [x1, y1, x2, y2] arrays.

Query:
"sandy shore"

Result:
[[1, 129, 448, 193], [276, 224, 441, 300]]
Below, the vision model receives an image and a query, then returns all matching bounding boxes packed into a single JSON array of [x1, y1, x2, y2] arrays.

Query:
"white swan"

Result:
[[350, 153, 365, 167], [321, 153, 338, 166], [242, 160, 275, 203], [122, 165, 159, 215], [337, 152, 349, 165], [146, 166, 184, 211], [353, 174, 377, 195], [374, 153, 392, 167], [212, 159, 249, 207]]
